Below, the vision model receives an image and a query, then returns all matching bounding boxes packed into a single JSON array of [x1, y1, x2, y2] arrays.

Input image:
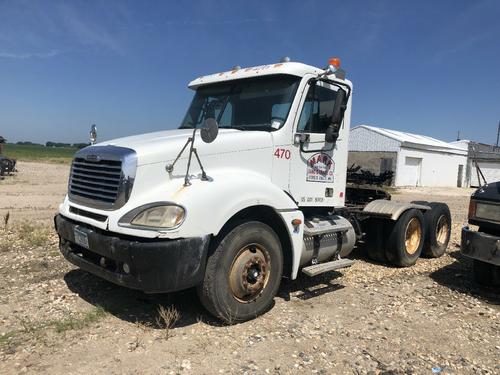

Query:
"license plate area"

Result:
[[74, 227, 90, 249]]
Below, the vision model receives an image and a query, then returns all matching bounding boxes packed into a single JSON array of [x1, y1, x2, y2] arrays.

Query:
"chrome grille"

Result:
[[68, 146, 137, 210], [70, 158, 122, 203]]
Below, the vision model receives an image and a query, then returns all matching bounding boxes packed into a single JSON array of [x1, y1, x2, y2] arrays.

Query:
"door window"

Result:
[[297, 83, 337, 133]]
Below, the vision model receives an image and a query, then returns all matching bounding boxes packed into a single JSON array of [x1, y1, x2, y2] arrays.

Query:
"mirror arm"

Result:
[[298, 135, 335, 154]]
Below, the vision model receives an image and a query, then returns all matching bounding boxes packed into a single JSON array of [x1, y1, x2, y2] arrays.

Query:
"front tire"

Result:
[[197, 221, 283, 323]]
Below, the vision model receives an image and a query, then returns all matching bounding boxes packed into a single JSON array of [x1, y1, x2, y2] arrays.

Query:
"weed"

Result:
[[155, 305, 180, 340], [3, 211, 9, 229], [135, 320, 152, 333], [128, 336, 144, 352]]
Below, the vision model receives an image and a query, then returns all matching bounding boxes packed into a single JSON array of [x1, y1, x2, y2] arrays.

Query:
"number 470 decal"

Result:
[[274, 148, 291, 159]]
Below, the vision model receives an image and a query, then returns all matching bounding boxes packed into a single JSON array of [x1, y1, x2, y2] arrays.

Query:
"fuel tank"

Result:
[[300, 215, 356, 266]]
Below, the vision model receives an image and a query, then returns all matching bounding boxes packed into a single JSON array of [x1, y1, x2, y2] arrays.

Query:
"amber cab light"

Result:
[[328, 57, 341, 69], [468, 199, 477, 219]]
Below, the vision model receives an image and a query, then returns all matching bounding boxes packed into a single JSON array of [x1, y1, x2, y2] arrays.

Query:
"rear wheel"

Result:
[[421, 203, 451, 258], [197, 221, 283, 323], [386, 209, 425, 267]]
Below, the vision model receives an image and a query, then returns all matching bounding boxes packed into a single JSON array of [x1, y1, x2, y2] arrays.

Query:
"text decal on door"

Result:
[[306, 153, 334, 183]]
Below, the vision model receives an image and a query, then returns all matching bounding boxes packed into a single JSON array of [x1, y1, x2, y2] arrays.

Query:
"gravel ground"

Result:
[[0, 162, 498, 374]]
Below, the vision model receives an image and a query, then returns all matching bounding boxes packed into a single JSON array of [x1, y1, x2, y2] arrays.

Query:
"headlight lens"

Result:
[[130, 205, 185, 228]]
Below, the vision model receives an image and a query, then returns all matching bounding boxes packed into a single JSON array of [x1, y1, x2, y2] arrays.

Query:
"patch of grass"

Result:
[[17, 221, 51, 247], [0, 331, 16, 346], [52, 306, 108, 333], [3, 144, 77, 164], [1, 307, 108, 354]]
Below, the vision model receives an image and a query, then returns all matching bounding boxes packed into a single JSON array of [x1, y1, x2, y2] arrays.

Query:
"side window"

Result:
[[297, 83, 337, 133]]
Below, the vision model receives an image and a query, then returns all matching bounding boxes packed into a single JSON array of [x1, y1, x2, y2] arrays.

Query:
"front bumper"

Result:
[[54, 214, 210, 293], [461, 226, 500, 266]]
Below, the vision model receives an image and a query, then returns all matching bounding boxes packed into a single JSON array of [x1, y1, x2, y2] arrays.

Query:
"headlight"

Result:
[[475, 202, 500, 223], [119, 203, 185, 229]]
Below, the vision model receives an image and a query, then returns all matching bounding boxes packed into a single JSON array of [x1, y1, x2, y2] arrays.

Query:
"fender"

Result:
[[363, 200, 430, 220]]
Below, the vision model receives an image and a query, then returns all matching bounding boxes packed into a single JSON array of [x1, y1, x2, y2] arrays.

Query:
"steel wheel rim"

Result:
[[229, 243, 271, 303], [405, 217, 422, 255], [435, 214, 449, 246]]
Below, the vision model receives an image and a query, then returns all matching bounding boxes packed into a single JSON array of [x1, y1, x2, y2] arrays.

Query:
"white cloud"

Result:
[[0, 49, 61, 59]]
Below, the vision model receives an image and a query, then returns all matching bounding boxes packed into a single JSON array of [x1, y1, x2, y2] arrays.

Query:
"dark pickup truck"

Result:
[[461, 181, 500, 286]]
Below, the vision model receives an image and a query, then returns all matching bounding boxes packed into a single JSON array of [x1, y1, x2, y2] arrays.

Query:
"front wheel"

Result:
[[197, 221, 283, 323]]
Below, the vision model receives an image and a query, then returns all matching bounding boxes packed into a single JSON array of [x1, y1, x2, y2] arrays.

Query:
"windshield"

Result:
[[180, 75, 300, 131]]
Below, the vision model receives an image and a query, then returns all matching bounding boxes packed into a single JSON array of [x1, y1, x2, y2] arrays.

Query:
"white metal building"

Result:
[[450, 140, 500, 187], [348, 125, 468, 187]]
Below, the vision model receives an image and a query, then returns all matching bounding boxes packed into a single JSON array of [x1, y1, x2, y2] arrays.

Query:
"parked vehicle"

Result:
[[54, 58, 452, 322], [0, 156, 16, 176], [461, 181, 500, 286]]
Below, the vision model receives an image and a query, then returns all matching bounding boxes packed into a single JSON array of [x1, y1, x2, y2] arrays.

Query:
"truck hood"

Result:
[[94, 128, 274, 166], [472, 181, 500, 202]]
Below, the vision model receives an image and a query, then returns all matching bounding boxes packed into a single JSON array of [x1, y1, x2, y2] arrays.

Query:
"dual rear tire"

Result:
[[366, 202, 451, 267]]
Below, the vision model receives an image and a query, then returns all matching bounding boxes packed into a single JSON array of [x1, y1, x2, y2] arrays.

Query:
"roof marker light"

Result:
[[328, 57, 341, 70]]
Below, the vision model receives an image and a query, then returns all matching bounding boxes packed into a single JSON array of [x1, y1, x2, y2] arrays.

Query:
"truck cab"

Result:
[[55, 58, 451, 322]]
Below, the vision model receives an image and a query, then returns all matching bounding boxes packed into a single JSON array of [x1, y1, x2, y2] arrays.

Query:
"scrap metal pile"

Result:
[[0, 156, 17, 180], [346, 164, 394, 186]]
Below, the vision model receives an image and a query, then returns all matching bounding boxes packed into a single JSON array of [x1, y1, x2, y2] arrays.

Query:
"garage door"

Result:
[[471, 161, 500, 187], [400, 157, 422, 186]]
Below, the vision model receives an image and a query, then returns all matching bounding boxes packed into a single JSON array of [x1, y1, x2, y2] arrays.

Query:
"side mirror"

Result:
[[331, 88, 347, 125], [90, 124, 97, 145], [201, 118, 219, 143], [325, 89, 347, 143]]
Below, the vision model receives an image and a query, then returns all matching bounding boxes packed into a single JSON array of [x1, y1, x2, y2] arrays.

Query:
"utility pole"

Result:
[[496, 120, 500, 148]]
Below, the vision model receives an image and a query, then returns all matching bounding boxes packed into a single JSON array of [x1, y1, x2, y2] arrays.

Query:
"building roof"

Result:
[[352, 125, 466, 155], [450, 139, 500, 161]]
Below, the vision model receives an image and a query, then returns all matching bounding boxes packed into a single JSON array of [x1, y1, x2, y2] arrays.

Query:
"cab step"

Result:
[[302, 259, 355, 277]]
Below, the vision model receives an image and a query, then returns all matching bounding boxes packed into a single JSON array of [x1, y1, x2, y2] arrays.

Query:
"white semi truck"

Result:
[[55, 58, 452, 322]]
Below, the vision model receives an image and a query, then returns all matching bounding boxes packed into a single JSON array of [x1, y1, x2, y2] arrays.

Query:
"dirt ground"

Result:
[[0, 162, 498, 374]]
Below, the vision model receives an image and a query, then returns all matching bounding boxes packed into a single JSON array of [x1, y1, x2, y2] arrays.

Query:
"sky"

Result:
[[0, 0, 499, 145]]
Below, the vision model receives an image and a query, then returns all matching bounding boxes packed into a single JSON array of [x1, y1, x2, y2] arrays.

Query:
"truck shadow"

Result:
[[63, 267, 348, 328], [278, 272, 345, 301], [63, 269, 222, 328], [429, 251, 499, 306]]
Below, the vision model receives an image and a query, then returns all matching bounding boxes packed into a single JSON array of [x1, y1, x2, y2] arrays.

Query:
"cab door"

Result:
[[289, 79, 345, 207]]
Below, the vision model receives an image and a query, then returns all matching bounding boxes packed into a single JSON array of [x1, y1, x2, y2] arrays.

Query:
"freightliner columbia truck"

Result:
[[55, 58, 452, 322]]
